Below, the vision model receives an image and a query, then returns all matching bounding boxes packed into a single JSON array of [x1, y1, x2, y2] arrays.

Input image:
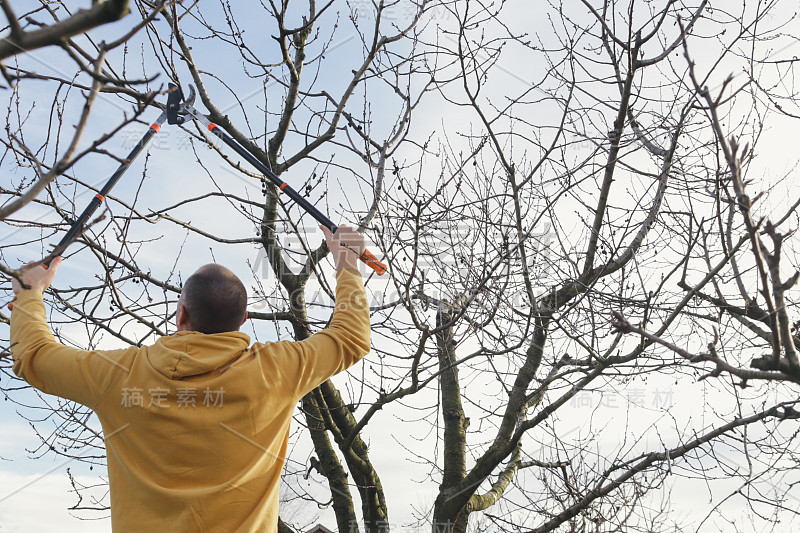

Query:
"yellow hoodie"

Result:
[[10, 267, 370, 532]]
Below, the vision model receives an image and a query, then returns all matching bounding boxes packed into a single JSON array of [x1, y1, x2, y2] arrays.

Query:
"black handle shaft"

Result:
[[44, 115, 167, 267], [207, 124, 335, 231], [204, 123, 386, 275]]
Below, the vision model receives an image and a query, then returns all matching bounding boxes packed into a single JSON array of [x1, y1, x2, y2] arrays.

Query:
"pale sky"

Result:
[[2, 1, 800, 532]]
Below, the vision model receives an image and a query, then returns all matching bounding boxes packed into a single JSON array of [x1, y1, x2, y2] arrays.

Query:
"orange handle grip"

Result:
[[359, 249, 387, 276]]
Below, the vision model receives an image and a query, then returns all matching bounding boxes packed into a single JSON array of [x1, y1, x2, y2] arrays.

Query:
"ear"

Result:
[[177, 304, 192, 332], [241, 311, 248, 326]]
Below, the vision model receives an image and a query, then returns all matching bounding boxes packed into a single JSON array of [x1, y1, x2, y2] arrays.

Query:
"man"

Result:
[[9, 225, 371, 532]]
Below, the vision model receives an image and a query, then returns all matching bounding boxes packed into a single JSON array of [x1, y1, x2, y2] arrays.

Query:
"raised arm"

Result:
[[265, 225, 372, 398], [10, 258, 134, 408]]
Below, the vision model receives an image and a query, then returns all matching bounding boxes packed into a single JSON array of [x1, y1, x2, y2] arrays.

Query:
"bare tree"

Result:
[[2, 1, 800, 532]]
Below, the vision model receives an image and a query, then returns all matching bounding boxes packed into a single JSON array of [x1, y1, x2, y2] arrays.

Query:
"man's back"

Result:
[[10, 267, 370, 532]]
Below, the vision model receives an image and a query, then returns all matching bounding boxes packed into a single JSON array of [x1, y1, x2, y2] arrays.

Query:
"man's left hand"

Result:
[[12, 257, 63, 295]]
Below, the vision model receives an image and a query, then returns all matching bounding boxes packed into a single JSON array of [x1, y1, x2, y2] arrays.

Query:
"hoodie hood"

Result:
[[147, 330, 251, 379]]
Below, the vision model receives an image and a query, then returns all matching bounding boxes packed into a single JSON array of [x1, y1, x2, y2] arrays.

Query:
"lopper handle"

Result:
[[359, 249, 387, 276], [203, 121, 389, 276]]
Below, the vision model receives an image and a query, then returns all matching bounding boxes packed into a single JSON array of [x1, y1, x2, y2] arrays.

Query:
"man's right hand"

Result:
[[321, 225, 365, 271], [12, 257, 62, 295]]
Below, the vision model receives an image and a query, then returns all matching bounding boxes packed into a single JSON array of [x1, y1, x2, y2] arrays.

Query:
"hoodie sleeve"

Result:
[[10, 290, 136, 409], [266, 268, 371, 399]]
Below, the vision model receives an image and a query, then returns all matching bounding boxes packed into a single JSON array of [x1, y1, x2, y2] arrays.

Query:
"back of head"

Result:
[[181, 264, 247, 334]]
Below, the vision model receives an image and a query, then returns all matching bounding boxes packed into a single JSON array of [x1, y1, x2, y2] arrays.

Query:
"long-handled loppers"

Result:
[[7, 83, 386, 310]]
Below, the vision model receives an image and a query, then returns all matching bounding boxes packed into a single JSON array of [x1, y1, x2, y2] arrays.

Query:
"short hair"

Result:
[[180, 264, 247, 334]]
